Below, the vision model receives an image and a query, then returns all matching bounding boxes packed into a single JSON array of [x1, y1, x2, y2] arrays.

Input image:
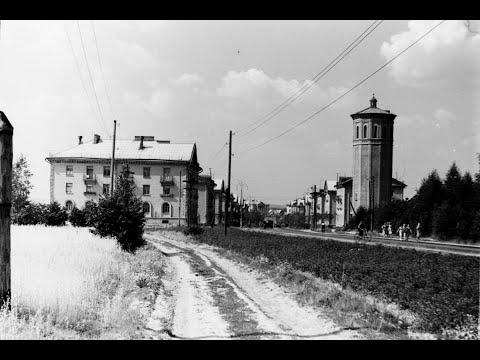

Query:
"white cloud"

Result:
[[432, 108, 455, 128], [380, 20, 480, 87], [171, 73, 204, 87], [217, 68, 352, 109], [395, 114, 427, 128]]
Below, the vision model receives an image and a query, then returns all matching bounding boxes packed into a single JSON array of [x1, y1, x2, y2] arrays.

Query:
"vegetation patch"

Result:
[[180, 227, 478, 339]]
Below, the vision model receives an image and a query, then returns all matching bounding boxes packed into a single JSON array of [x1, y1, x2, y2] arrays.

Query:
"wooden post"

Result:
[[110, 120, 117, 196], [0, 111, 13, 309], [225, 130, 232, 236], [179, 170, 182, 227]]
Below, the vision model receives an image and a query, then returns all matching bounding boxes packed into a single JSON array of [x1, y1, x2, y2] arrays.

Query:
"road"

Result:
[[249, 227, 480, 257], [143, 232, 363, 340]]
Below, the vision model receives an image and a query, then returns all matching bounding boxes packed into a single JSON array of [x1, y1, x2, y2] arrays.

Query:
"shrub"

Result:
[[83, 201, 99, 227], [69, 206, 87, 227], [13, 202, 46, 225], [183, 225, 204, 236], [91, 164, 145, 252], [44, 202, 68, 226]]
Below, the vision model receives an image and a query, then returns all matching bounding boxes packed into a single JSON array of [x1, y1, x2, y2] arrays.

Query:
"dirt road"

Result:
[[144, 232, 363, 340]]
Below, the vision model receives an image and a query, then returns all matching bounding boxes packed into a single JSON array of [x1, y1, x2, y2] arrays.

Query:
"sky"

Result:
[[0, 20, 479, 205]]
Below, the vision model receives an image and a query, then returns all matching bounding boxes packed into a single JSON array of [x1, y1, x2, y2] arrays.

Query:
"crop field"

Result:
[[193, 227, 479, 338], [0, 225, 163, 339]]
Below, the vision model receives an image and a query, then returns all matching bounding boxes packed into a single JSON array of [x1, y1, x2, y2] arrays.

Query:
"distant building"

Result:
[[198, 175, 215, 225], [46, 134, 201, 226], [213, 178, 225, 224], [320, 180, 337, 226]]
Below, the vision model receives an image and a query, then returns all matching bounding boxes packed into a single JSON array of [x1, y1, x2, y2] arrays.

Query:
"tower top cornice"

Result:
[[350, 95, 396, 120]]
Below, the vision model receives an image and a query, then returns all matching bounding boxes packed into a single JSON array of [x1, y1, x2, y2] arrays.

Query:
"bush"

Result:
[[183, 225, 204, 236], [91, 164, 145, 252], [69, 206, 87, 227], [13, 202, 46, 225], [83, 200, 99, 227], [44, 201, 68, 226]]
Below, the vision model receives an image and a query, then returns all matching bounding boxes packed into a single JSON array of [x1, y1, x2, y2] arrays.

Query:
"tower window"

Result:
[[373, 125, 378, 138], [363, 124, 368, 138], [356, 125, 359, 139]]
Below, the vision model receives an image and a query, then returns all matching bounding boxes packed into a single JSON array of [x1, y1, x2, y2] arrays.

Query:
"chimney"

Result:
[[139, 136, 145, 150], [78, 136, 83, 145], [93, 134, 100, 144]]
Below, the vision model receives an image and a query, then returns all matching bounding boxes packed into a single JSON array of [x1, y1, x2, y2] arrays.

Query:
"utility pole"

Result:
[[179, 170, 182, 227], [236, 180, 248, 228], [310, 185, 320, 230], [225, 130, 232, 236], [109, 120, 117, 197], [371, 175, 375, 232], [0, 111, 13, 309]]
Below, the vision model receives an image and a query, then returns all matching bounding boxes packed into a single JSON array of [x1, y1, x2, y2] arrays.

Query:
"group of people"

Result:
[[380, 222, 422, 241]]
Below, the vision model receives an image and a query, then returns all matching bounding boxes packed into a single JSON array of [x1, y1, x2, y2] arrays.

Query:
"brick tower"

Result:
[[351, 95, 396, 210]]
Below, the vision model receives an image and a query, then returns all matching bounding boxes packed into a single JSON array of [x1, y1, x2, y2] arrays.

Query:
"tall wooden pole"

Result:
[[179, 170, 182, 226], [110, 120, 117, 196], [225, 130, 232, 236], [313, 185, 317, 230], [0, 111, 13, 309]]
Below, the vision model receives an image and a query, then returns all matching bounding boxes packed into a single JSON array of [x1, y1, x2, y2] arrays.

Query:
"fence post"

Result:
[[0, 111, 13, 309]]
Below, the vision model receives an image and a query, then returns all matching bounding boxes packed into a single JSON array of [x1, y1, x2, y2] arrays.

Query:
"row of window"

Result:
[[355, 124, 390, 139], [66, 165, 171, 178], [142, 202, 171, 214], [65, 183, 172, 196]]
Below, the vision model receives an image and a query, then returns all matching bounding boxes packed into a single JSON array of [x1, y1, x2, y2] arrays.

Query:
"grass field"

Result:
[[0, 225, 164, 339]]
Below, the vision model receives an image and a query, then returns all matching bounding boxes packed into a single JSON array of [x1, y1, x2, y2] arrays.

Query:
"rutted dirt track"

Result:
[[144, 232, 363, 340]]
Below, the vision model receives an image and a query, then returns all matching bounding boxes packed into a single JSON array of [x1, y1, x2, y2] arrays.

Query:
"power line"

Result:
[[64, 23, 109, 136], [234, 20, 383, 139], [76, 20, 110, 137], [207, 142, 228, 162], [236, 20, 446, 156], [90, 20, 116, 120]]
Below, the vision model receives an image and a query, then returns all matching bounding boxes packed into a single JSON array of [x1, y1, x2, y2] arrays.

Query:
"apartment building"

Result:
[[45, 134, 201, 226]]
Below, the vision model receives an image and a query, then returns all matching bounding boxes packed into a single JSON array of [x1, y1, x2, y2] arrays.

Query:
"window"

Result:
[[143, 167, 151, 178], [143, 202, 151, 214], [363, 124, 368, 138], [163, 187, 170, 195], [86, 184, 94, 193], [356, 125, 359, 139], [143, 185, 150, 196], [355, 193, 358, 201], [162, 203, 170, 213], [65, 200, 73, 211], [103, 166, 110, 177], [163, 168, 171, 177], [86, 166, 94, 179], [373, 125, 378, 138], [103, 184, 110, 195], [66, 183, 73, 194], [66, 165, 73, 177]]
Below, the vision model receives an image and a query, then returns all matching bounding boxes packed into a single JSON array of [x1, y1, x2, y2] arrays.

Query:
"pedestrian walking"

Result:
[[397, 224, 404, 240], [388, 223, 392, 238], [416, 222, 422, 241], [357, 221, 366, 240], [321, 221, 325, 233], [405, 224, 412, 241], [381, 223, 386, 237]]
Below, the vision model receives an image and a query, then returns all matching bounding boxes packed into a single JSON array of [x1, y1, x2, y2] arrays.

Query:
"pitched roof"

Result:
[[325, 180, 337, 192], [47, 139, 196, 162], [392, 178, 407, 188]]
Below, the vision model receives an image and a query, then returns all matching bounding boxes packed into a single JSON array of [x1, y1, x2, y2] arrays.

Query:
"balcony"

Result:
[[83, 173, 97, 184], [84, 191, 97, 196], [161, 193, 174, 198], [160, 175, 174, 185]]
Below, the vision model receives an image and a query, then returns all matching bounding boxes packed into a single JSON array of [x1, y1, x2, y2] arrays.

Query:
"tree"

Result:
[[11, 155, 34, 223], [44, 201, 68, 226], [92, 164, 145, 252]]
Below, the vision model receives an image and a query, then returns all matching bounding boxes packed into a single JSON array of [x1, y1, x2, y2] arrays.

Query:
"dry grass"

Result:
[[0, 225, 164, 339]]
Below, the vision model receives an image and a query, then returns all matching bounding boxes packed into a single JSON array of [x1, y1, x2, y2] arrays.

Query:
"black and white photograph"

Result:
[[0, 19, 478, 340]]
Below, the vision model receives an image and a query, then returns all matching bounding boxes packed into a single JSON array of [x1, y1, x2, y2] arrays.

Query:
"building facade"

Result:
[[46, 135, 201, 226], [213, 178, 225, 224], [197, 175, 215, 225]]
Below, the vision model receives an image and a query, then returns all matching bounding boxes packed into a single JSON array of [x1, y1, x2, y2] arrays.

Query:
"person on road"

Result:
[[404, 224, 412, 241], [357, 221, 365, 240], [416, 222, 422, 241], [397, 224, 404, 240], [321, 221, 326, 233], [387, 223, 392, 238], [381, 223, 386, 237]]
